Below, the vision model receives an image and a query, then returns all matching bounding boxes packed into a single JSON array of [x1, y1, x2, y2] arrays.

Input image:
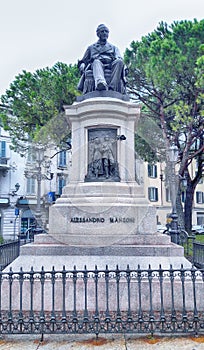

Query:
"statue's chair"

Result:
[[78, 66, 127, 95]]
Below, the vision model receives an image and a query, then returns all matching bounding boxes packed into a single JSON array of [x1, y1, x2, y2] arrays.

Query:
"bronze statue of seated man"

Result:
[[77, 24, 128, 95]]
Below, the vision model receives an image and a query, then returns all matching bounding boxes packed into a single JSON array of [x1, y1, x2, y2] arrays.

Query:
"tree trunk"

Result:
[[176, 188, 185, 229], [184, 183, 194, 234]]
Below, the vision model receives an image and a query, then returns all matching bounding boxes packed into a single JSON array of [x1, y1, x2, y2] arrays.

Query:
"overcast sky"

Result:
[[0, 0, 203, 95]]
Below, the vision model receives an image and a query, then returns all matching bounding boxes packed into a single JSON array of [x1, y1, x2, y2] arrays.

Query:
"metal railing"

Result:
[[180, 235, 195, 262], [163, 228, 195, 262], [193, 242, 204, 268], [179, 236, 204, 267], [0, 240, 20, 271], [0, 265, 204, 337]]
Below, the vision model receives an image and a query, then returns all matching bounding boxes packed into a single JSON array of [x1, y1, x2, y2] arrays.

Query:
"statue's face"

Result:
[[97, 27, 109, 41]]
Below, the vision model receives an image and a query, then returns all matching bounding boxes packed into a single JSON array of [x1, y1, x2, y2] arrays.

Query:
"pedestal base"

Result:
[[6, 233, 191, 271], [49, 182, 157, 245]]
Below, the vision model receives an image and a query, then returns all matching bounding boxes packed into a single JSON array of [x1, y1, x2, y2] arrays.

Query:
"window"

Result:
[[26, 178, 35, 195], [58, 178, 66, 195], [165, 188, 171, 202], [197, 212, 204, 226], [147, 164, 157, 178], [0, 141, 6, 157], [148, 187, 158, 202], [27, 148, 35, 163], [196, 192, 204, 204], [21, 218, 35, 234], [58, 151, 66, 168]]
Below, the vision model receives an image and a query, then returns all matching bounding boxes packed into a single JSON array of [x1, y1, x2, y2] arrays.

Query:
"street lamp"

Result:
[[24, 144, 53, 228], [168, 144, 179, 244]]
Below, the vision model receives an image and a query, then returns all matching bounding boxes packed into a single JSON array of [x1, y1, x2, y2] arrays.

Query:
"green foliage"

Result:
[[135, 112, 165, 163], [196, 235, 204, 243], [125, 19, 204, 231], [0, 62, 80, 153], [125, 19, 204, 166]]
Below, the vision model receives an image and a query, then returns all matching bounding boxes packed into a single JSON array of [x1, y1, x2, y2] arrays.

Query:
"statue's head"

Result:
[[96, 24, 109, 38], [94, 137, 100, 144]]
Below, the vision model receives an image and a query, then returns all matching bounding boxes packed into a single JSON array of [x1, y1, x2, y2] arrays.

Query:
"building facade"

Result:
[[144, 161, 204, 227], [0, 127, 25, 240], [0, 127, 71, 240]]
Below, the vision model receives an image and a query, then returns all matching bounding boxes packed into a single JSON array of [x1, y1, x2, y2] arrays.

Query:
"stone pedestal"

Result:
[[7, 97, 191, 269], [49, 97, 158, 247], [49, 182, 157, 246]]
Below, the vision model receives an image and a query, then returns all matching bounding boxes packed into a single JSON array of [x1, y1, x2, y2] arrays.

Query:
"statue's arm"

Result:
[[78, 46, 91, 72], [114, 46, 123, 60], [113, 46, 128, 76]]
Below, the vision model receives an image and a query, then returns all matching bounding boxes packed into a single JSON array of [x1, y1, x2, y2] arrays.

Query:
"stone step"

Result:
[[21, 238, 184, 258]]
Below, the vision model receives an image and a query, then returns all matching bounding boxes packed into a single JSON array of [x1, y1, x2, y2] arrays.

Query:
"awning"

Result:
[[21, 209, 35, 219]]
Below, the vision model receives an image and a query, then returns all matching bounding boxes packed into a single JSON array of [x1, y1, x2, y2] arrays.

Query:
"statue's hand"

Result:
[[79, 63, 85, 74]]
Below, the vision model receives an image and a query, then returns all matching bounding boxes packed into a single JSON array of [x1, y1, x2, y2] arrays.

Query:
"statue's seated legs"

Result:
[[92, 59, 108, 91], [108, 58, 124, 91], [80, 59, 126, 95]]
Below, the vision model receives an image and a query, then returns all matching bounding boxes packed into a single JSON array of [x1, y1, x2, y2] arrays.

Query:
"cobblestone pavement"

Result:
[[0, 334, 204, 349]]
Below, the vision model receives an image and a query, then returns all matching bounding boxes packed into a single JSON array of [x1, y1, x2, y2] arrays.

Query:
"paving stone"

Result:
[[0, 335, 204, 349]]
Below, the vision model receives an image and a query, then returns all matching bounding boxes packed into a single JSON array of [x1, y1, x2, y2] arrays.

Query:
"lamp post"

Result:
[[24, 144, 53, 228], [168, 144, 179, 244], [9, 183, 21, 240]]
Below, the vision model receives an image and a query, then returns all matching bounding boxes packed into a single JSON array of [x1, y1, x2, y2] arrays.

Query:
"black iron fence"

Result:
[[166, 230, 201, 266], [179, 238, 204, 268], [193, 242, 204, 268], [0, 265, 204, 337], [0, 240, 20, 271]]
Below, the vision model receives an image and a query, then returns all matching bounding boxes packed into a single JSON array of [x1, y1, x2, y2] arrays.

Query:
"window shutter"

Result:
[[155, 188, 158, 201], [148, 164, 151, 177], [1, 141, 6, 157], [148, 187, 151, 200], [155, 165, 157, 178]]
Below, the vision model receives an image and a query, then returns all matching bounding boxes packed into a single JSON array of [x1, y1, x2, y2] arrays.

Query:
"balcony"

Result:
[[0, 157, 10, 172]]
